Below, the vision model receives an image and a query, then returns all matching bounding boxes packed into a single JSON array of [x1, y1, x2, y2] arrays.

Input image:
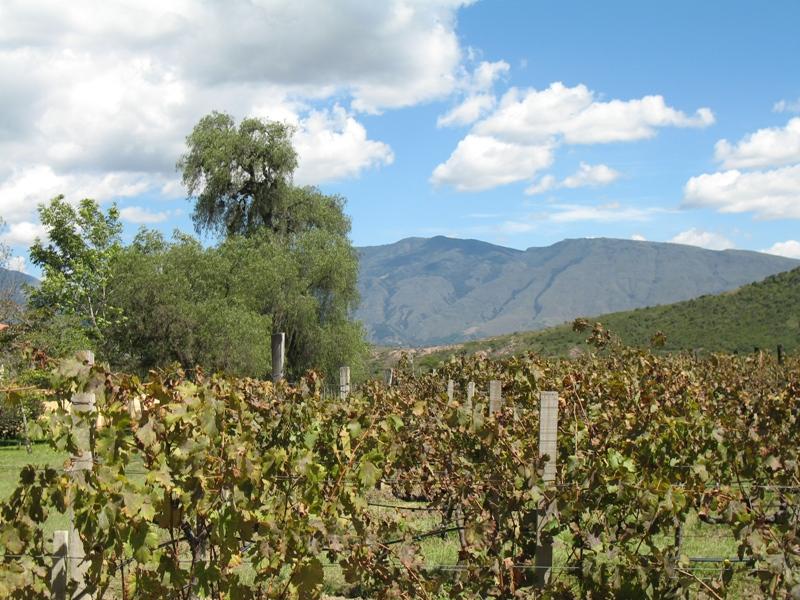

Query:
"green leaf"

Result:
[[291, 558, 323, 598]]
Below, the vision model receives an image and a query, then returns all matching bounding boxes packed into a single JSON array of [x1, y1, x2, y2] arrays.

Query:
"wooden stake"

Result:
[[535, 391, 559, 587], [447, 379, 455, 402], [271, 332, 285, 382], [384, 368, 394, 386]]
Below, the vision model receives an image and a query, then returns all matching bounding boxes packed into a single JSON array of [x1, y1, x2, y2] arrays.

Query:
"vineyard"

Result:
[[0, 340, 798, 599]]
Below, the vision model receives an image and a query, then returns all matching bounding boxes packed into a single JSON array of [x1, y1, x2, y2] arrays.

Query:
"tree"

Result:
[[179, 112, 299, 237], [28, 196, 123, 346], [108, 230, 272, 377], [178, 112, 367, 377]]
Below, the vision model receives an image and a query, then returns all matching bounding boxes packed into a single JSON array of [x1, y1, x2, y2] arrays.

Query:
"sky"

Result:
[[1, 0, 800, 276]]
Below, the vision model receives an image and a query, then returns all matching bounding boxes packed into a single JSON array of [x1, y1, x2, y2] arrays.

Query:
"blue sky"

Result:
[[2, 0, 800, 274]]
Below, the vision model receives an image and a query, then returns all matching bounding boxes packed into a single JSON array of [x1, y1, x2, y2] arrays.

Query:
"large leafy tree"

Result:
[[108, 230, 273, 377], [28, 196, 123, 346], [178, 112, 366, 378]]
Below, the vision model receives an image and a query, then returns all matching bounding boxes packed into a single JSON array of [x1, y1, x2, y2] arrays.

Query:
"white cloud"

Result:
[[524, 174, 557, 195], [548, 202, 658, 223], [119, 206, 172, 224], [525, 162, 620, 195], [437, 60, 510, 127], [0, 165, 156, 225], [430, 135, 554, 191], [714, 117, 800, 169], [293, 106, 394, 185], [763, 240, 800, 259], [469, 60, 510, 92], [0, 221, 48, 247], [5, 256, 26, 273], [475, 82, 713, 145], [477, 203, 659, 235], [631, 234, 646, 241], [683, 164, 800, 219], [562, 162, 620, 188], [0, 0, 474, 231], [435, 81, 712, 192], [670, 228, 733, 250], [437, 94, 496, 128], [773, 98, 800, 113]]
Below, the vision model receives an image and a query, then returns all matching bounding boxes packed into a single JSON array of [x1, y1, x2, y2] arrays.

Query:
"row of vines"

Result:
[[0, 341, 798, 598]]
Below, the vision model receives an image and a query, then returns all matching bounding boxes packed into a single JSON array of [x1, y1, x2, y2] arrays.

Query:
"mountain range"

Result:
[[356, 237, 800, 346], [0, 267, 37, 307]]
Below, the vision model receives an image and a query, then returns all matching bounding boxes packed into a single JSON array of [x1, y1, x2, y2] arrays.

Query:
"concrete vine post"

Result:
[[488, 380, 502, 416], [535, 391, 559, 587], [271, 332, 285, 382], [68, 350, 98, 600], [51, 530, 68, 600], [339, 366, 351, 400]]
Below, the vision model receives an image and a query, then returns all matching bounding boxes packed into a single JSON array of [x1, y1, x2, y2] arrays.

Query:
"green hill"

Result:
[[380, 266, 800, 370]]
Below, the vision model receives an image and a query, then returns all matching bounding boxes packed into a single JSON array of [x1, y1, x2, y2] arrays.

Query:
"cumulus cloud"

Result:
[[0, 0, 473, 234], [714, 117, 800, 169], [119, 206, 174, 224], [631, 234, 647, 241], [763, 240, 800, 259], [435, 81, 712, 192], [0, 221, 48, 247], [293, 106, 394, 185], [0, 166, 154, 225], [525, 162, 620, 195], [475, 82, 713, 145], [430, 135, 554, 192], [437, 94, 496, 127], [562, 163, 620, 188], [773, 98, 800, 113], [683, 164, 800, 219], [670, 228, 733, 251], [437, 60, 510, 127]]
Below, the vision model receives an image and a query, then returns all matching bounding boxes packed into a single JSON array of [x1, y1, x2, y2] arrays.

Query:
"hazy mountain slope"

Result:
[[356, 236, 800, 346], [400, 265, 800, 369], [0, 267, 37, 306]]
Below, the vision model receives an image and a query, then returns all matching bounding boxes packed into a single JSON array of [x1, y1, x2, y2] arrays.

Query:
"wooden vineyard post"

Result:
[[384, 368, 394, 387], [447, 379, 455, 402], [339, 366, 351, 400], [69, 351, 97, 600], [488, 380, 502, 415], [777, 344, 784, 366], [51, 530, 68, 600], [465, 381, 475, 413], [535, 391, 559, 587], [271, 332, 285, 382]]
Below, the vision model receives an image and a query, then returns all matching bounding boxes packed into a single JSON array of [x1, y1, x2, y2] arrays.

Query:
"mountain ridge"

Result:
[[356, 236, 800, 346]]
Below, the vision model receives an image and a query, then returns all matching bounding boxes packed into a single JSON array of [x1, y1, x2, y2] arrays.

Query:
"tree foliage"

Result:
[[176, 111, 366, 377], [108, 228, 365, 379], [28, 196, 123, 343]]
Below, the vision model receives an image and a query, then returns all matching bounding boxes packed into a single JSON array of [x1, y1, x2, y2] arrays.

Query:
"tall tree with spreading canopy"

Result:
[[178, 111, 366, 378], [28, 196, 123, 348]]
